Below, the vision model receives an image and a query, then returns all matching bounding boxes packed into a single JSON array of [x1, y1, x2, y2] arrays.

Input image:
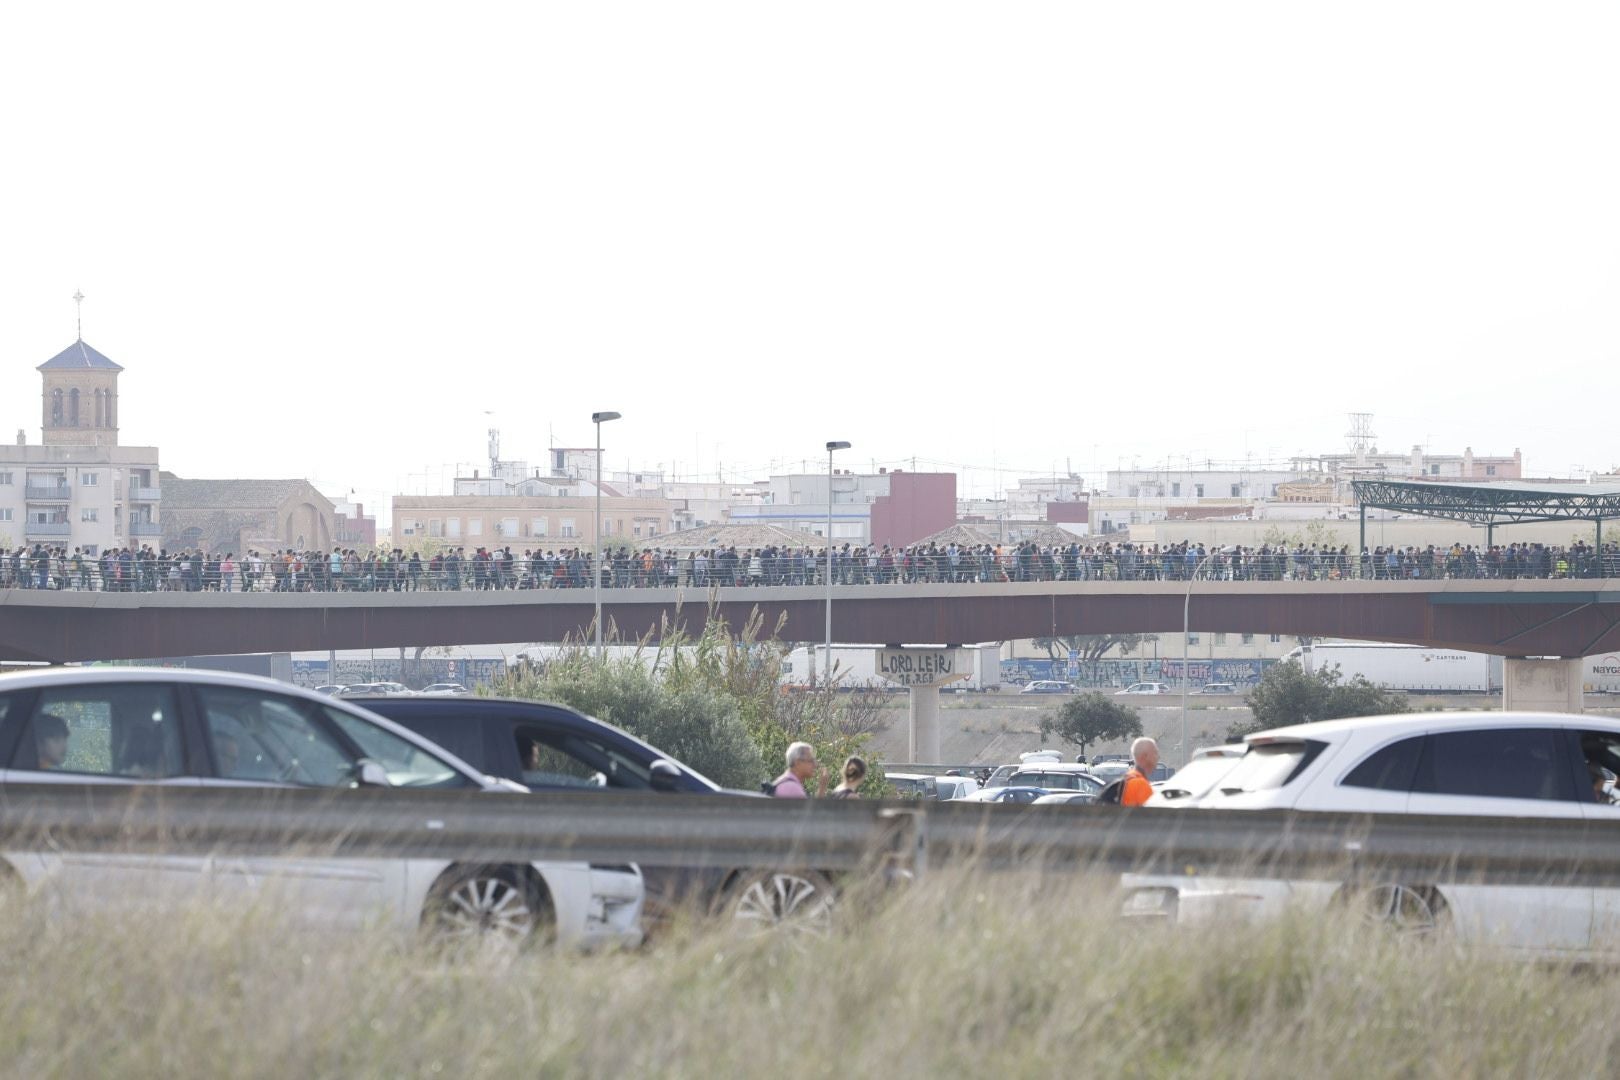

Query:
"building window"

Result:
[[82, 545, 97, 557], [81, 472, 98, 486], [1230, 484, 1241, 497], [69, 388, 80, 426], [1430, 464, 1441, 475], [1171, 482, 1181, 497], [467, 518, 482, 537], [1269, 634, 1282, 643], [50, 388, 63, 426], [499, 518, 518, 538], [560, 518, 576, 538], [1187, 632, 1201, 645], [0, 509, 10, 522], [81, 509, 98, 523], [446, 518, 461, 539], [0, 472, 11, 485], [1214, 633, 1228, 645], [1486, 465, 1497, 476], [1194, 484, 1204, 498], [428, 519, 442, 538], [531, 517, 548, 537], [1241, 633, 1254, 645]]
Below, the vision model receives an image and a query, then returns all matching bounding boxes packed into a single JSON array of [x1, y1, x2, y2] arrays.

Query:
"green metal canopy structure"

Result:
[[1351, 479, 1620, 548]]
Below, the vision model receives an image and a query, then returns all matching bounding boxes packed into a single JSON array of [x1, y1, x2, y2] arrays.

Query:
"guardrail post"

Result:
[[877, 806, 928, 882]]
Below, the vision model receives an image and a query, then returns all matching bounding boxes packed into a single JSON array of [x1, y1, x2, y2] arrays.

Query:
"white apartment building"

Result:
[[0, 339, 160, 557]]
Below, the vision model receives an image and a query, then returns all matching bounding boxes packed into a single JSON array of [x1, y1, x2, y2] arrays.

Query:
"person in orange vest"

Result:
[[1121, 737, 1159, 807]]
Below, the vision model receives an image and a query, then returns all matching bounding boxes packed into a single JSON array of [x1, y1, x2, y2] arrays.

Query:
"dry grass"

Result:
[[0, 870, 1616, 1078]]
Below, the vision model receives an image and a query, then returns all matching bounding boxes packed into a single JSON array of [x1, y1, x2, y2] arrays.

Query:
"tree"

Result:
[[491, 651, 767, 789], [1039, 693, 1144, 758], [1226, 661, 1409, 740], [1032, 634, 1154, 664]]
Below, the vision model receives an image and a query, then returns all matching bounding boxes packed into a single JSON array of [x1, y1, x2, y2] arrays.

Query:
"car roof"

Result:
[[884, 772, 935, 781], [351, 693, 724, 790], [1011, 762, 1095, 773], [1245, 710, 1618, 745]]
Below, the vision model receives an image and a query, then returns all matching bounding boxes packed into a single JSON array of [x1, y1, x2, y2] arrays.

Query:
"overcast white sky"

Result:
[[3, 2, 1616, 525]]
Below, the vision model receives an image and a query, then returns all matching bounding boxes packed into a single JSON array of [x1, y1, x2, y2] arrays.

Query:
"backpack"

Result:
[[760, 779, 779, 796], [1096, 777, 1127, 806]]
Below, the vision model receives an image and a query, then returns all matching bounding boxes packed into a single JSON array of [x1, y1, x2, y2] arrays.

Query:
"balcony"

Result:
[[128, 485, 162, 502], [130, 521, 163, 537], [24, 521, 71, 539], [25, 485, 70, 501]]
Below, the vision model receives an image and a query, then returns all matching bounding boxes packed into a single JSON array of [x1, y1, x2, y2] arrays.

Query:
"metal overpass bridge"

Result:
[[3, 578, 1619, 664]]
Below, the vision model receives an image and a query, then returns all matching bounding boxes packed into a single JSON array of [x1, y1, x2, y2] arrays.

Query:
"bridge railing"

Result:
[[4, 547, 1619, 593], [6, 783, 1620, 889]]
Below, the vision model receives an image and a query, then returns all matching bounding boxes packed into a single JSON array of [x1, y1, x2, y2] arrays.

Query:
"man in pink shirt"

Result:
[[771, 742, 827, 799]]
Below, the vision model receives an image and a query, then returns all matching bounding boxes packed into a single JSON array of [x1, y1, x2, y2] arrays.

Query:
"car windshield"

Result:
[[1215, 741, 1322, 795]]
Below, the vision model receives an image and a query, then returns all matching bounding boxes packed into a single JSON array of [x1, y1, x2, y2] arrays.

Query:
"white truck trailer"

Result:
[[1283, 642, 1499, 693]]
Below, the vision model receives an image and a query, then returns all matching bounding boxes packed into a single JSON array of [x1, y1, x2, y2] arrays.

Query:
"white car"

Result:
[[1115, 683, 1170, 696], [1146, 744, 1249, 805], [1123, 711, 1620, 959], [1031, 791, 1097, 806], [418, 683, 471, 696], [0, 667, 643, 949], [932, 776, 982, 801]]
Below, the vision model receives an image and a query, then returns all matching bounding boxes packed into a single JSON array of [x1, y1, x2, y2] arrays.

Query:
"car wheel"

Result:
[[723, 870, 837, 938], [1343, 883, 1448, 937], [422, 865, 551, 946]]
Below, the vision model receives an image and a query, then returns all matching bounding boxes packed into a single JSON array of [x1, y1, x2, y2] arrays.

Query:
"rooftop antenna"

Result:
[[73, 289, 85, 339]]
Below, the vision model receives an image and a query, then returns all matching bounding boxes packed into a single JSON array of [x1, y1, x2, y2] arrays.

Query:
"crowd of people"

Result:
[[4, 537, 1619, 592]]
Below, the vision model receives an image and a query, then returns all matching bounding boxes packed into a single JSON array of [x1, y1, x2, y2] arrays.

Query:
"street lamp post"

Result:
[[592, 411, 621, 655], [1180, 548, 1220, 767], [824, 441, 851, 685]]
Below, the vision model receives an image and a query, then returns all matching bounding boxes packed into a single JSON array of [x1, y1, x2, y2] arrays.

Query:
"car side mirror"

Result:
[[353, 759, 390, 788], [648, 759, 681, 793]]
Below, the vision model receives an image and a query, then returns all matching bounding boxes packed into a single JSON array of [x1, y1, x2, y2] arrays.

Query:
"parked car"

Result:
[[1115, 683, 1170, 696], [1031, 791, 1098, 806], [312, 685, 344, 696], [418, 683, 471, 696], [961, 785, 1051, 805], [932, 776, 982, 801], [1197, 683, 1238, 695], [883, 772, 940, 800], [984, 751, 1065, 789], [354, 695, 844, 932], [1020, 681, 1075, 695], [1146, 745, 1249, 806], [339, 682, 414, 697], [0, 668, 643, 949], [1122, 711, 1620, 959], [1006, 764, 1104, 793]]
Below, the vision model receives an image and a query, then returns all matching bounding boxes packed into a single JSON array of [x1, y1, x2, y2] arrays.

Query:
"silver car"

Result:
[[0, 667, 643, 948]]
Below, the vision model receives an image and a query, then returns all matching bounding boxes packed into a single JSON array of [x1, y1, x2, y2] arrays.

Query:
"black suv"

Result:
[[353, 695, 837, 931]]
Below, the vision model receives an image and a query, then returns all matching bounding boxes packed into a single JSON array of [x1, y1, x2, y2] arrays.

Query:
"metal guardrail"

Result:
[[6, 784, 1620, 888]]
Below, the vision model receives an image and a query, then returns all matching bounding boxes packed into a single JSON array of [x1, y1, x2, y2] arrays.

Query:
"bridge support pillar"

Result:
[[1503, 657, 1583, 714], [908, 685, 941, 764], [876, 647, 969, 764]]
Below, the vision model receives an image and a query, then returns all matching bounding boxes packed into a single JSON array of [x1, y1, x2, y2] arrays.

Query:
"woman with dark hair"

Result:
[[827, 756, 867, 799]]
